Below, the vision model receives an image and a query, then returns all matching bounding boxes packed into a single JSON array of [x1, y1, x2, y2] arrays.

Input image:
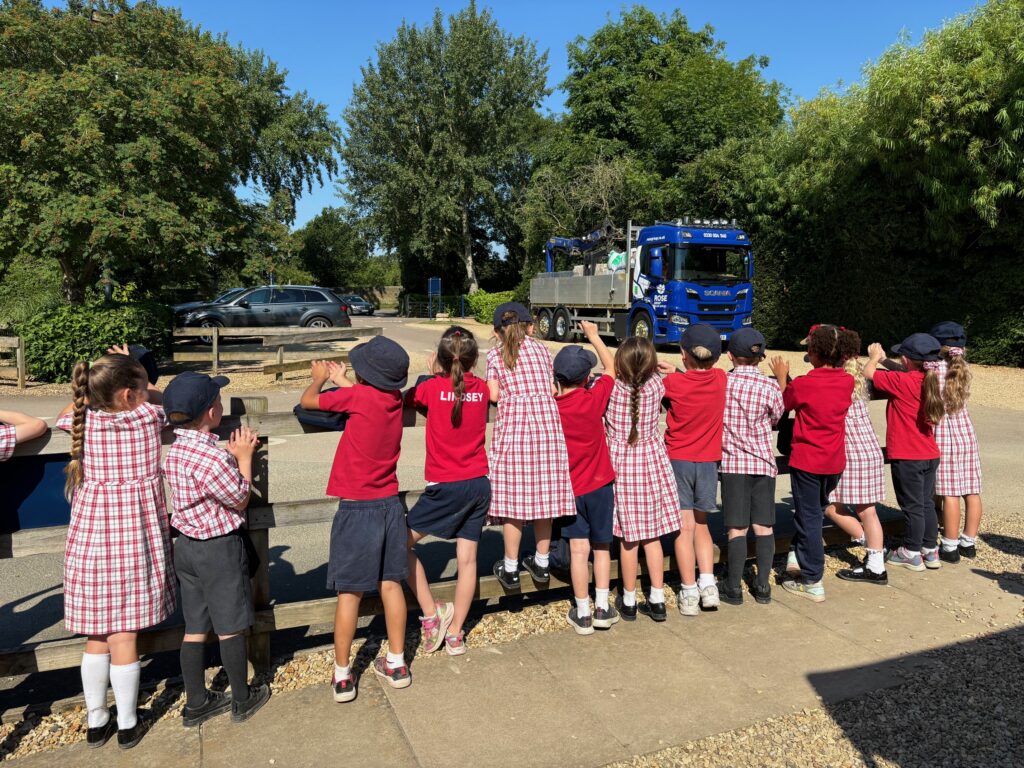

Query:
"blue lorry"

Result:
[[529, 218, 754, 344]]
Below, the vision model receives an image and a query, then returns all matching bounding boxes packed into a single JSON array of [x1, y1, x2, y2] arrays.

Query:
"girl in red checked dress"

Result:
[[826, 329, 889, 585], [0, 409, 47, 460], [405, 327, 491, 655], [56, 347, 174, 750], [606, 337, 680, 623], [929, 322, 983, 563], [486, 302, 575, 590]]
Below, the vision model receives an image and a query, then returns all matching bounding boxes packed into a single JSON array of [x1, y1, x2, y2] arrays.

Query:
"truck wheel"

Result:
[[629, 312, 653, 341], [535, 308, 553, 340], [552, 308, 572, 342]]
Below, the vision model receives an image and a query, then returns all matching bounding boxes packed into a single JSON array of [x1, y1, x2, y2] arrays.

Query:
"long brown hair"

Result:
[[614, 337, 658, 446], [838, 329, 867, 401], [437, 326, 479, 427], [905, 358, 945, 426], [64, 354, 148, 499], [496, 311, 529, 371], [940, 346, 971, 415]]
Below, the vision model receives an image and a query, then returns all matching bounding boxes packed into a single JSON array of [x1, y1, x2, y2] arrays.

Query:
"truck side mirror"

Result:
[[649, 247, 663, 279]]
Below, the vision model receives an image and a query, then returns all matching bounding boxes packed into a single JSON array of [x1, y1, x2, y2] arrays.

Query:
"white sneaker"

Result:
[[699, 583, 720, 610], [678, 590, 700, 617], [785, 550, 800, 576]]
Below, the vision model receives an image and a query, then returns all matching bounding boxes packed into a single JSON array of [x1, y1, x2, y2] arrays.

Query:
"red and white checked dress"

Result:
[[934, 359, 982, 496], [605, 376, 679, 542], [486, 337, 575, 521], [57, 402, 176, 635], [0, 423, 15, 461], [829, 396, 885, 505]]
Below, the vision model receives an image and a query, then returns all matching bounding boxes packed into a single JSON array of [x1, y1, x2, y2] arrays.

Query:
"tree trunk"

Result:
[[60, 255, 88, 304], [461, 205, 479, 294]]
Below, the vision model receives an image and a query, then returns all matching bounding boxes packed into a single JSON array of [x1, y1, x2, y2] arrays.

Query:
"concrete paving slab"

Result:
[[884, 561, 1024, 630], [201, 680, 417, 768], [380, 644, 630, 768]]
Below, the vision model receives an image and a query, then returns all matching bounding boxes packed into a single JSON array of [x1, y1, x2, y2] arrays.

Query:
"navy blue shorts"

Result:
[[562, 482, 614, 544], [407, 477, 491, 542], [326, 496, 408, 593], [672, 460, 719, 512]]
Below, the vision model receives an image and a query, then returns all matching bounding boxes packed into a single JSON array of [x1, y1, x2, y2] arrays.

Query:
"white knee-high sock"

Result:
[[109, 661, 141, 730], [81, 653, 111, 729]]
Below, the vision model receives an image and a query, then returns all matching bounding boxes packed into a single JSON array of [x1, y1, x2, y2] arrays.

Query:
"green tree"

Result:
[[341, 1, 548, 293], [0, 0, 339, 302], [295, 206, 368, 287]]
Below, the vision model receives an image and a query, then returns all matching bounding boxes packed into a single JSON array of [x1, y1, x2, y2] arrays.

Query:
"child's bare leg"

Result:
[[592, 544, 611, 591], [405, 529, 436, 617], [694, 510, 715, 577], [674, 510, 696, 586], [502, 520, 523, 562], [379, 581, 406, 658], [619, 541, 639, 595], [533, 519, 552, 555], [334, 592, 362, 667], [942, 496, 962, 539], [855, 505, 884, 552], [826, 503, 866, 540], [642, 538, 665, 590], [963, 494, 983, 539], [451, 539, 478, 636], [569, 538, 591, 601]]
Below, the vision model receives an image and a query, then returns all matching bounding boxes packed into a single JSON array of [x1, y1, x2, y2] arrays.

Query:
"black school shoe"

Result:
[[637, 600, 667, 622], [959, 543, 977, 559], [86, 718, 116, 748], [718, 580, 744, 606], [752, 582, 772, 605], [614, 594, 637, 622], [182, 690, 231, 728], [566, 606, 594, 635], [521, 554, 550, 584], [117, 711, 153, 750], [939, 547, 961, 564], [836, 566, 889, 585], [593, 604, 620, 629], [493, 560, 520, 591], [231, 683, 270, 723]]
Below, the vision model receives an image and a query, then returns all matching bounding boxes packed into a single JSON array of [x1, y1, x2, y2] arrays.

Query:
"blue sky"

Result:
[[54, 1, 982, 225]]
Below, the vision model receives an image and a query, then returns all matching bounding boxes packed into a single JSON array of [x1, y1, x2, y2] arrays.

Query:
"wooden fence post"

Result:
[[275, 344, 285, 383], [16, 336, 25, 390], [247, 434, 272, 674], [211, 326, 220, 377]]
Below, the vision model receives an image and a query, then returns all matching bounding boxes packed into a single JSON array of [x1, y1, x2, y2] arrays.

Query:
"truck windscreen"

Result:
[[668, 244, 749, 284]]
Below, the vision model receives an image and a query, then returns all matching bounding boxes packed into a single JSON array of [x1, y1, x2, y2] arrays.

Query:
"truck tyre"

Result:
[[552, 308, 572, 342], [629, 312, 653, 341], [535, 308, 554, 340]]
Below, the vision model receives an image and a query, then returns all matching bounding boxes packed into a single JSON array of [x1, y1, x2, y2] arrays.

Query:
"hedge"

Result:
[[465, 289, 517, 325]]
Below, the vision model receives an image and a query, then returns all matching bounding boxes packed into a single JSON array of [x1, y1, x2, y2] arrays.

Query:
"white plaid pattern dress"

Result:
[[486, 337, 575, 521], [0, 423, 15, 461], [57, 402, 176, 635], [829, 397, 885, 505], [933, 359, 982, 496], [606, 376, 679, 542], [163, 429, 250, 539], [720, 367, 784, 477]]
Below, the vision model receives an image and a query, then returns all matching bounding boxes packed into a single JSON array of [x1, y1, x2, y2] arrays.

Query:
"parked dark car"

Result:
[[335, 293, 375, 315], [171, 287, 246, 315], [175, 285, 351, 337]]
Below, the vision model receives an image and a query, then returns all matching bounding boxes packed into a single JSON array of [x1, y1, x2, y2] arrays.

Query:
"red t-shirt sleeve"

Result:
[[590, 375, 615, 413], [318, 387, 357, 413], [407, 377, 434, 410], [871, 369, 898, 397], [782, 377, 803, 412]]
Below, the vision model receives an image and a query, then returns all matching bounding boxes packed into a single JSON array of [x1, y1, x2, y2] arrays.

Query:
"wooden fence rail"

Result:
[[0, 335, 26, 390]]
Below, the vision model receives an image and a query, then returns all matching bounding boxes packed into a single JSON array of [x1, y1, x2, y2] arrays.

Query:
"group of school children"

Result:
[[0, 305, 982, 742]]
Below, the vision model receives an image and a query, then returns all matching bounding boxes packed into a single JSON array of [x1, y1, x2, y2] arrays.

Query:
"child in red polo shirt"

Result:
[[300, 335, 410, 702], [661, 323, 727, 616], [554, 321, 618, 635], [771, 325, 856, 602], [404, 327, 490, 656], [863, 333, 945, 572]]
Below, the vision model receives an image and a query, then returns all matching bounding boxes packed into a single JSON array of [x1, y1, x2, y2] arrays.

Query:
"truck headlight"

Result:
[[670, 315, 690, 326], [742, 316, 753, 326]]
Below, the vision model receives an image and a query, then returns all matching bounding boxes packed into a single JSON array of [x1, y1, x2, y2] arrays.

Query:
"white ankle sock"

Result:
[[649, 586, 665, 603], [594, 588, 609, 611], [941, 537, 959, 552], [697, 573, 715, 590], [866, 550, 885, 574], [959, 534, 976, 546], [575, 597, 591, 617], [503, 557, 518, 573], [622, 589, 636, 607], [334, 663, 351, 680], [534, 550, 549, 568], [80, 653, 111, 729], [681, 583, 699, 597], [852, 536, 866, 546], [109, 661, 140, 730], [921, 546, 938, 555], [385, 651, 405, 670]]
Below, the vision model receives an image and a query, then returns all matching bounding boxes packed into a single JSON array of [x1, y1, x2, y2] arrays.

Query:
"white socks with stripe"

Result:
[[385, 651, 405, 670], [941, 537, 959, 552], [594, 588, 609, 611], [109, 661, 140, 730], [81, 653, 111, 729]]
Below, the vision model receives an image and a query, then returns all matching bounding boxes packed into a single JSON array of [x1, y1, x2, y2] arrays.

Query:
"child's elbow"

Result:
[[29, 417, 48, 440], [300, 393, 320, 410]]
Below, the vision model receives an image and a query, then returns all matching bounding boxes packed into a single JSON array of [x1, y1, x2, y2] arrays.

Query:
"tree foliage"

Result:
[[0, 0, 339, 301], [295, 206, 400, 288]]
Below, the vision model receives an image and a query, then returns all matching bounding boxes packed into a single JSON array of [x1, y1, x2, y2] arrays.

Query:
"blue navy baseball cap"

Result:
[[680, 324, 722, 359], [163, 371, 229, 424], [349, 335, 409, 390], [891, 333, 941, 362], [929, 321, 967, 348], [728, 328, 767, 358], [493, 302, 532, 329], [553, 345, 597, 385], [128, 344, 159, 385]]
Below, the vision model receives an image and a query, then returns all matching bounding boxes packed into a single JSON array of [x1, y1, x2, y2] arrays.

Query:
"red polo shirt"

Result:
[[782, 367, 854, 475], [407, 373, 489, 483], [555, 375, 616, 496], [663, 368, 727, 462], [319, 384, 404, 499], [872, 369, 940, 460]]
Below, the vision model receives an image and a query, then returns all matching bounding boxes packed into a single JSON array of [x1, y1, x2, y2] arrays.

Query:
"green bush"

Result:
[[18, 302, 172, 383], [465, 289, 516, 325]]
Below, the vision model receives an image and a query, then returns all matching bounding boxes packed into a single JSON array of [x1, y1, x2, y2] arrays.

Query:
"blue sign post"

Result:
[[427, 277, 442, 319]]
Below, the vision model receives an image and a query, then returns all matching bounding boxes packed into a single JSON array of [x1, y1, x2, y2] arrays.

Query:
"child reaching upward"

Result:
[[404, 327, 490, 656], [486, 302, 575, 590], [606, 336, 680, 622], [929, 321, 983, 563], [0, 409, 47, 460]]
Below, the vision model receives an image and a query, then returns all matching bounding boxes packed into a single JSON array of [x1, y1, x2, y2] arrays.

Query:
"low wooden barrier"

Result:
[[172, 326, 381, 378], [0, 335, 26, 390]]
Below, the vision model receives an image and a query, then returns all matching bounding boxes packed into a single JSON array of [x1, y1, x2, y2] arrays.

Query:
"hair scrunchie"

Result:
[[924, 360, 944, 371], [947, 346, 965, 357]]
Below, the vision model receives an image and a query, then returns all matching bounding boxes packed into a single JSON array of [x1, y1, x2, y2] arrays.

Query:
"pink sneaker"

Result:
[[445, 631, 466, 656], [420, 602, 454, 653]]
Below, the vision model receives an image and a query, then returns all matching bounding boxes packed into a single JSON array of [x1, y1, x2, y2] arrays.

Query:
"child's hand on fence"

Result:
[[327, 360, 349, 387], [310, 360, 330, 385], [656, 360, 676, 376], [770, 355, 790, 381], [228, 426, 260, 460], [867, 343, 886, 363]]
